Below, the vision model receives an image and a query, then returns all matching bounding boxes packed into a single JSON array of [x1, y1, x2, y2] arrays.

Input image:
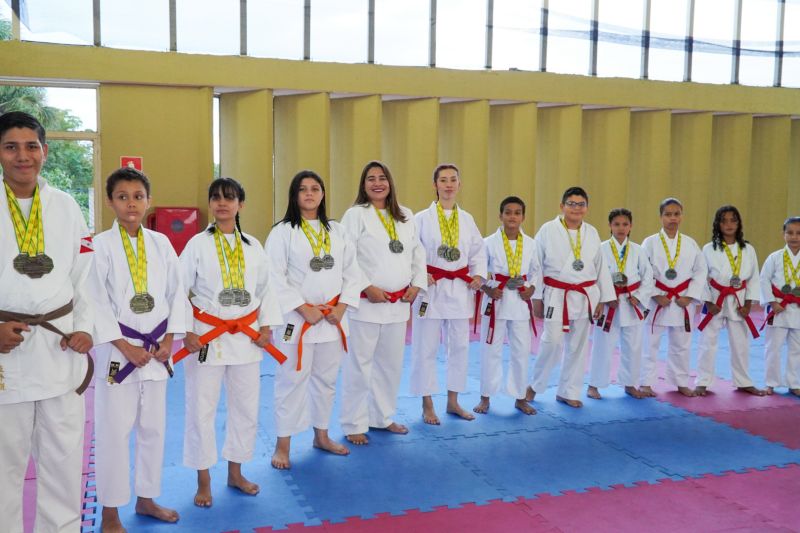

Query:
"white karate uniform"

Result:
[[265, 220, 363, 437], [589, 238, 654, 389], [0, 178, 93, 533], [89, 221, 187, 507], [760, 246, 800, 389], [696, 241, 760, 389], [479, 228, 542, 399], [530, 216, 615, 400], [339, 205, 426, 434], [410, 202, 487, 396], [180, 229, 283, 470], [641, 230, 707, 388]]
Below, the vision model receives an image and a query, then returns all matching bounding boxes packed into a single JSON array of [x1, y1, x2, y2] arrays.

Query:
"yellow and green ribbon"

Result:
[[435, 202, 459, 248], [119, 223, 148, 294], [501, 230, 523, 277], [5, 181, 45, 257]]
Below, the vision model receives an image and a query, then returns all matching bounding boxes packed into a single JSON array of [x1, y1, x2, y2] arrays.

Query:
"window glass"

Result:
[[596, 0, 644, 78], [176, 0, 240, 55], [436, 0, 486, 69], [782, 0, 800, 87], [311, 0, 368, 63], [648, 0, 688, 81], [546, 0, 592, 75], [248, 0, 304, 60], [692, 0, 735, 84], [101, 0, 169, 51], [19, 0, 93, 45], [374, 0, 429, 66], [492, 0, 541, 71]]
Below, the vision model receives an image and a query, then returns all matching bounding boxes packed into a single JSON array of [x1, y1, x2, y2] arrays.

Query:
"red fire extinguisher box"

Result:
[[147, 207, 200, 256]]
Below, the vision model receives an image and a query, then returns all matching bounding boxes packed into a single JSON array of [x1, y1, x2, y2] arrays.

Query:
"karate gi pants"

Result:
[[763, 326, 800, 389], [531, 318, 591, 401], [642, 325, 692, 388], [590, 321, 644, 389], [410, 317, 469, 396], [274, 339, 345, 437], [94, 379, 167, 507], [340, 320, 406, 435], [479, 318, 532, 399], [183, 358, 260, 470], [696, 317, 755, 388], [0, 390, 85, 533]]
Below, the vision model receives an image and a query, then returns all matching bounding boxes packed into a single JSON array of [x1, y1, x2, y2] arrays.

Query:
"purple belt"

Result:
[[113, 319, 173, 384]]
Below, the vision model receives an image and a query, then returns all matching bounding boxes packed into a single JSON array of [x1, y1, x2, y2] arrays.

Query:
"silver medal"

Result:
[[781, 284, 792, 294], [13, 253, 54, 279], [665, 268, 677, 280], [506, 276, 523, 290], [389, 240, 404, 254], [310, 257, 324, 272], [218, 288, 236, 306], [729, 276, 742, 289], [322, 254, 335, 270], [437, 245, 449, 258], [572, 259, 584, 271], [130, 293, 155, 313], [447, 247, 461, 262], [612, 272, 628, 286]]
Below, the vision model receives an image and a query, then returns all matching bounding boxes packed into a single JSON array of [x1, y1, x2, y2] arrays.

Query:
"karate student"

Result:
[[90, 168, 186, 531], [760, 216, 800, 396], [528, 187, 615, 408], [0, 111, 94, 532], [410, 164, 487, 424], [266, 170, 363, 468], [640, 198, 707, 397], [695, 205, 763, 396], [587, 208, 654, 400], [339, 161, 426, 445], [473, 196, 541, 416], [179, 177, 284, 507]]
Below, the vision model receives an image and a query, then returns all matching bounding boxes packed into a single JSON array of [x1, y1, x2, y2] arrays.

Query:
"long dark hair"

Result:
[[205, 177, 251, 245], [353, 160, 406, 223], [278, 170, 331, 230], [711, 204, 746, 251]]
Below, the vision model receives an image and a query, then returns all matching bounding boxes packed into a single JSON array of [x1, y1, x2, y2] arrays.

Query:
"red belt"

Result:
[[173, 307, 287, 365], [543, 277, 596, 332], [697, 278, 759, 338], [651, 279, 692, 333], [359, 287, 408, 303], [427, 265, 482, 333], [602, 281, 643, 333], [761, 284, 800, 330], [482, 274, 538, 343], [297, 295, 347, 371]]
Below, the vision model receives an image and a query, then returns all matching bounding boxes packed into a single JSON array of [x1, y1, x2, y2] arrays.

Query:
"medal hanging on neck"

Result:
[[375, 206, 404, 253], [5, 182, 54, 279], [119, 223, 155, 313], [610, 239, 629, 286], [560, 217, 583, 271], [436, 202, 460, 262], [723, 242, 743, 289], [214, 227, 250, 306], [301, 219, 334, 271], [659, 230, 681, 280], [502, 229, 524, 289], [782, 249, 800, 297]]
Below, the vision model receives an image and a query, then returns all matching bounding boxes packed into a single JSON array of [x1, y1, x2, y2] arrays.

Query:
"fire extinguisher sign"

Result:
[[120, 156, 143, 171]]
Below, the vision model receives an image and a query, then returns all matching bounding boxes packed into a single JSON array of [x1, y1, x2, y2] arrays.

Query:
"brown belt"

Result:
[[0, 301, 93, 395]]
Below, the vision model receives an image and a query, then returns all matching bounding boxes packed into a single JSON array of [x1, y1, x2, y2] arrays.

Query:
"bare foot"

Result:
[[446, 403, 476, 421], [790, 388, 800, 397], [764, 386, 774, 396], [525, 386, 536, 402], [694, 386, 708, 396], [586, 386, 601, 400], [736, 386, 765, 396], [101, 507, 126, 533], [194, 470, 212, 507], [135, 498, 179, 523], [556, 395, 583, 408], [313, 430, 350, 456], [422, 396, 440, 425], [515, 398, 537, 415], [227, 462, 259, 496], [677, 386, 695, 397], [383, 422, 409, 434], [624, 386, 642, 399], [473, 396, 490, 414], [346, 433, 369, 445], [639, 385, 656, 397], [271, 436, 291, 470]]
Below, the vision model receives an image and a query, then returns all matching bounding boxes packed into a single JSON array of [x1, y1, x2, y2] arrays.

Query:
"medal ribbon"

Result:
[[783, 249, 800, 288], [435, 202, 460, 248], [213, 227, 245, 290], [559, 217, 582, 264], [658, 231, 681, 272], [722, 242, 742, 278], [301, 219, 331, 258], [501, 230, 523, 277], [4, 182, 45, 256], [119, 223, 148, 295], [374, 206, 399, 242], [610, 239, 629, 275]]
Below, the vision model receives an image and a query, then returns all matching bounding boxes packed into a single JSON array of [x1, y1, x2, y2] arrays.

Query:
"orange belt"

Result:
[[297, 295, 347, 371], [697, 278, 759, 338], [173, 306, 287, 365]]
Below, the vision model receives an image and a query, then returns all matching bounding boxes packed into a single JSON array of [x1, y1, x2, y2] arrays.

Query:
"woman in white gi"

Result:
[[695, 205, 763, 396], [640, 198, 707, 397], [411, 163, 487, 424], [473, 196, 541, 416], [266, 170, 363, 468], [587, 208, 653, 400], [91, 168, 186, 530], [339, 161, 426, 445], [528, 187, 615, 408], [760, 216, 800, 396], [180, 177, 283, 507]]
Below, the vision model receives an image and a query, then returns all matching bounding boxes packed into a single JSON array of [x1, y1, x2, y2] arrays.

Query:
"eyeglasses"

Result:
[[564, 201, 587, 208]]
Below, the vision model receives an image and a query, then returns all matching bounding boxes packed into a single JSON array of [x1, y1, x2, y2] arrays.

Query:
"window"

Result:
[[436, 0, 486, 69], [374, 0, 429, 66], [648, 0, 688, 81], [248, 0, 304, 60], [738, 0, 779, 87], [782, 0, 800, 88], [19, 0, 93, 45], [176, 0, 240, 55], [100, 0, 170, 51], [692, 0, 736, 84], [546, 0, 592, 75], [596, 0, 644, 79], [310, 0, 368, 63], [0, 1, 12, 40], [492, 0, 541, 71]]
